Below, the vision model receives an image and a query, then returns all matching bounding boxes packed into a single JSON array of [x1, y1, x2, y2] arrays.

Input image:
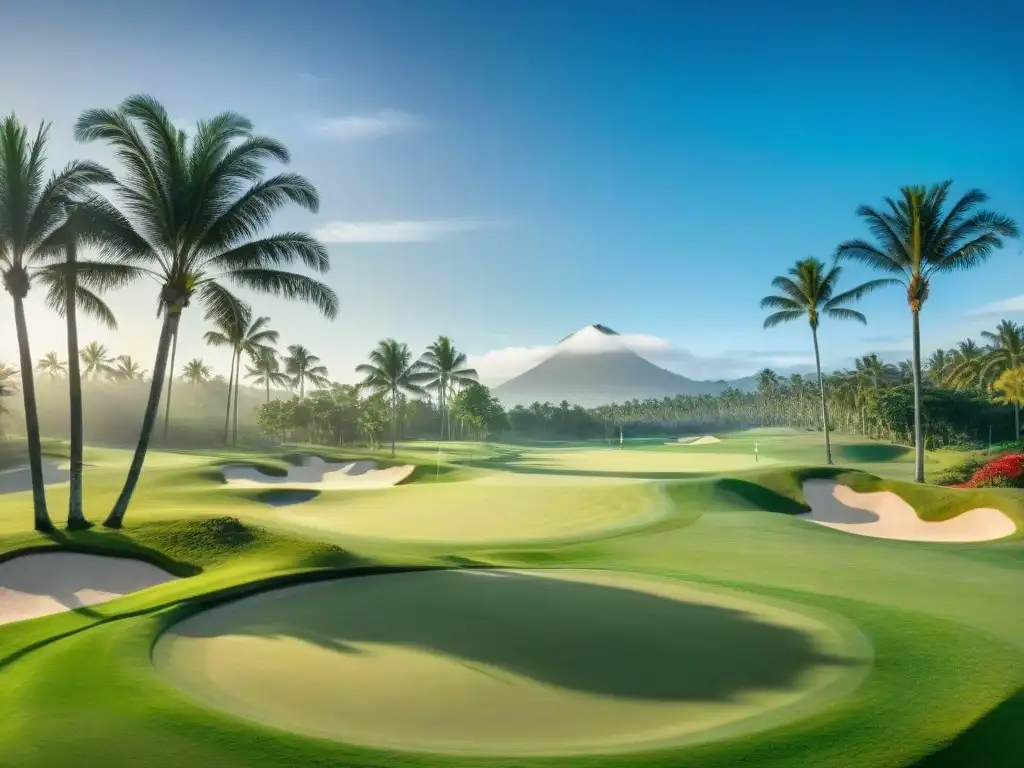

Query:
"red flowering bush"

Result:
[[955, 454, 1024, 489]]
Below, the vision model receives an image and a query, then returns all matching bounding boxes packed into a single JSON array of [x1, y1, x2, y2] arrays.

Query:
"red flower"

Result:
[[959, 454, 1024, 488]]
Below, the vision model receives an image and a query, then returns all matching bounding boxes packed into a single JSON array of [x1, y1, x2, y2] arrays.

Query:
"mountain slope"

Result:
[[492, 325, 756, 407]]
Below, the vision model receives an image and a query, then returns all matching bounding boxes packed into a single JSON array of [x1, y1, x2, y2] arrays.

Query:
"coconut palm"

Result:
[[34, 214, 128, 528], [418, 336, 478, 442], [356, 339, 430, 456], [0, 363, 18, 393], [836, 181, 1019, 482], [74, 94, 337, 526], [761, 257, 893, 464], [980, 320, 1024, 440], [80, 341, 115, 380], [246, 347, 289, 402], [925, 349, 955, 388], [36, 352, 67, 379], [205, 306, 278, 445], [181, 358, 211, 385], [946, 340, 987, 391], [284, 344, 329, 399], [0, 115, 115, 530], [112, 355, 146, 381]]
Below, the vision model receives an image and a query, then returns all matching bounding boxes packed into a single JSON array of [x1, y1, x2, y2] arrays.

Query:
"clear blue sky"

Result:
[[2, 0, 1023, 385]]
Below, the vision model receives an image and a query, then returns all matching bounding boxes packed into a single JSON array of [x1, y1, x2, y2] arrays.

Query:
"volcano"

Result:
[[492, 325, 754, 408]]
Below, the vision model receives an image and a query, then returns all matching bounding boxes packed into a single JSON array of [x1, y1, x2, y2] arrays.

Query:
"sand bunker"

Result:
[[0, 552, 178, 627], [153, 569, 868, 756], [667, 436, 722, 446], [220, 456, 414, 491], [800, 480, 1017, 542], [0, 460, 72, 494]]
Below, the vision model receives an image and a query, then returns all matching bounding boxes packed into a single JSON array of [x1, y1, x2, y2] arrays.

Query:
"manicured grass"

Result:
[[0, 429, 1020, 767]]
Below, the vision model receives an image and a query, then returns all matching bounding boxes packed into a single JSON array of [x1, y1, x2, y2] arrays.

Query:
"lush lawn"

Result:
[[0, 430, 1020, 767]]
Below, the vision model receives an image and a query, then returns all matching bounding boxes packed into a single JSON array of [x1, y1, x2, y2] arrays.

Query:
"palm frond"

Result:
[[226, 268, 338, 319], [823, 278, 900, 309], [824, 307, 867, 324], [762, 310, 804, 328]]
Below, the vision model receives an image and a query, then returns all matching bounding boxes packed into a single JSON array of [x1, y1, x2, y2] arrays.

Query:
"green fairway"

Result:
[[0, 430, 1021, 767]]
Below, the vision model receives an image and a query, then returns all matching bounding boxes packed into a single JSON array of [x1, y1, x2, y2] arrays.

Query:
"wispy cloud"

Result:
[[314, 219, 497, 244], [313, 110, 424, 141], [968, 294, 1024, 317]]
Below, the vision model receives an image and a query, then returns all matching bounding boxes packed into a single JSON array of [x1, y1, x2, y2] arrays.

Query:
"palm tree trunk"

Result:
[[13, 295, 52, 531], [265, 378, 270, 403], [161, 327, 179, 443], [65, 269, 88, 529], [299, 376, 305, 400], [811, 325, 832, 465], [105, 310, 180, 528], [391, 389, 397, 457], [911, 310, 925, 482], [223, 352, 236, 444], [232, 361, 240, 447]]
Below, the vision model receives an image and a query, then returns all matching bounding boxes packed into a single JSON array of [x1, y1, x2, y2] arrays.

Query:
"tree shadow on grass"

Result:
[[168, 569, 864, 702]]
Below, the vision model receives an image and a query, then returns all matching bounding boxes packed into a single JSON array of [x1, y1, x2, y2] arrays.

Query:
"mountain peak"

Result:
[[556, 324, 620, 347]]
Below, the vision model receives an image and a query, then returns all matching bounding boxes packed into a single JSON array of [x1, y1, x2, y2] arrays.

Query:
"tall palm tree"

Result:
[[0, 115, 114, 531], [418, 336, 478, 442], [981, 320, 1024, 440], [80, 341, 115, 380], [946, 340, 987, 391], [836, 181, 1019, 482], [36, 352, 67, 379], [284, 344, 329, 399], [35, 214, 128, 529], [356, 339, 430, 457], [761, 257, 893, 464], [181, 358, 211, 385], [925, 348, 955, 388], [246, 347, 289, 402], [205, 305, 278, 445], [74, 95, 337, 527], [112, 355, 146, 381]]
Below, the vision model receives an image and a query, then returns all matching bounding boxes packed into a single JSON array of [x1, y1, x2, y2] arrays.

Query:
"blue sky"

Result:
[[2, 0, 1023, 385]]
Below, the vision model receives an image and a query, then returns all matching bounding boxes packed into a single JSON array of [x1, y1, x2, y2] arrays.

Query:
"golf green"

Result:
[[152, 568, 871, 756]]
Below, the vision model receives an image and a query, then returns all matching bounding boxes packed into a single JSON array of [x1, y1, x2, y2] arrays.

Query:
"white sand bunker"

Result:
[[799, 480, 1017, 542], [221, 456, 415, 491], [0, 459, 72, 494], [666, 436, 721, 446], [0, 552, 178, 627]]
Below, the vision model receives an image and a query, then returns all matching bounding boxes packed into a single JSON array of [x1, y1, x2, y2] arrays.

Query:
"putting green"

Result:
[[517, 448, 778, 474], [153, 569, 871, 756], [269, 482, 667, 543]]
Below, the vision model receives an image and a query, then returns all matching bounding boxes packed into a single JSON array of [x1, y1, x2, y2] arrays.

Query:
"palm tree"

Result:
[[925, 348, 955, 388], [181, 358, 212, 385], [34, 214, 127, 528], [981, 320, 1024, 440], [36, 352, 67, 379], [836, 181, 1019, 482], [80, 341, 115, 380], [205, 305, 278, 445], [0, 115, 114, 531], [761, 257, 893, 464], [112, 355, 146, 381], [284, 344, 329, 399], [356, 339, 430, 456], [946, 340, 987, 391], [246, 347, 289, 402], [74, 95, 337, 527], [418, 336, 478, 442]]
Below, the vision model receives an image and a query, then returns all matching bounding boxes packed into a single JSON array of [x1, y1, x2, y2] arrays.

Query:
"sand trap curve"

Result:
[[0, 460, 72, 494], [220, 456, 414, 491], [669, 435, 722, 446], [0, 552, 178, 627], [153, 569, 870, 756], [800, 480, 1018, 542]]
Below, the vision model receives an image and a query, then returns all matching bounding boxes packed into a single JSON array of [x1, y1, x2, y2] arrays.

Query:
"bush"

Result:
[[953, 453, 1024, 489], [934, 454, 993, 486]]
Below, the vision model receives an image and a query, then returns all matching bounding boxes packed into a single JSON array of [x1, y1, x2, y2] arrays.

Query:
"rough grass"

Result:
[[0, 431, 1020, 766]]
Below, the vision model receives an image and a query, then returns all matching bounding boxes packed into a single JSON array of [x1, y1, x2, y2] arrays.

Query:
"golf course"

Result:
[[0, 429, 1021, 767]]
